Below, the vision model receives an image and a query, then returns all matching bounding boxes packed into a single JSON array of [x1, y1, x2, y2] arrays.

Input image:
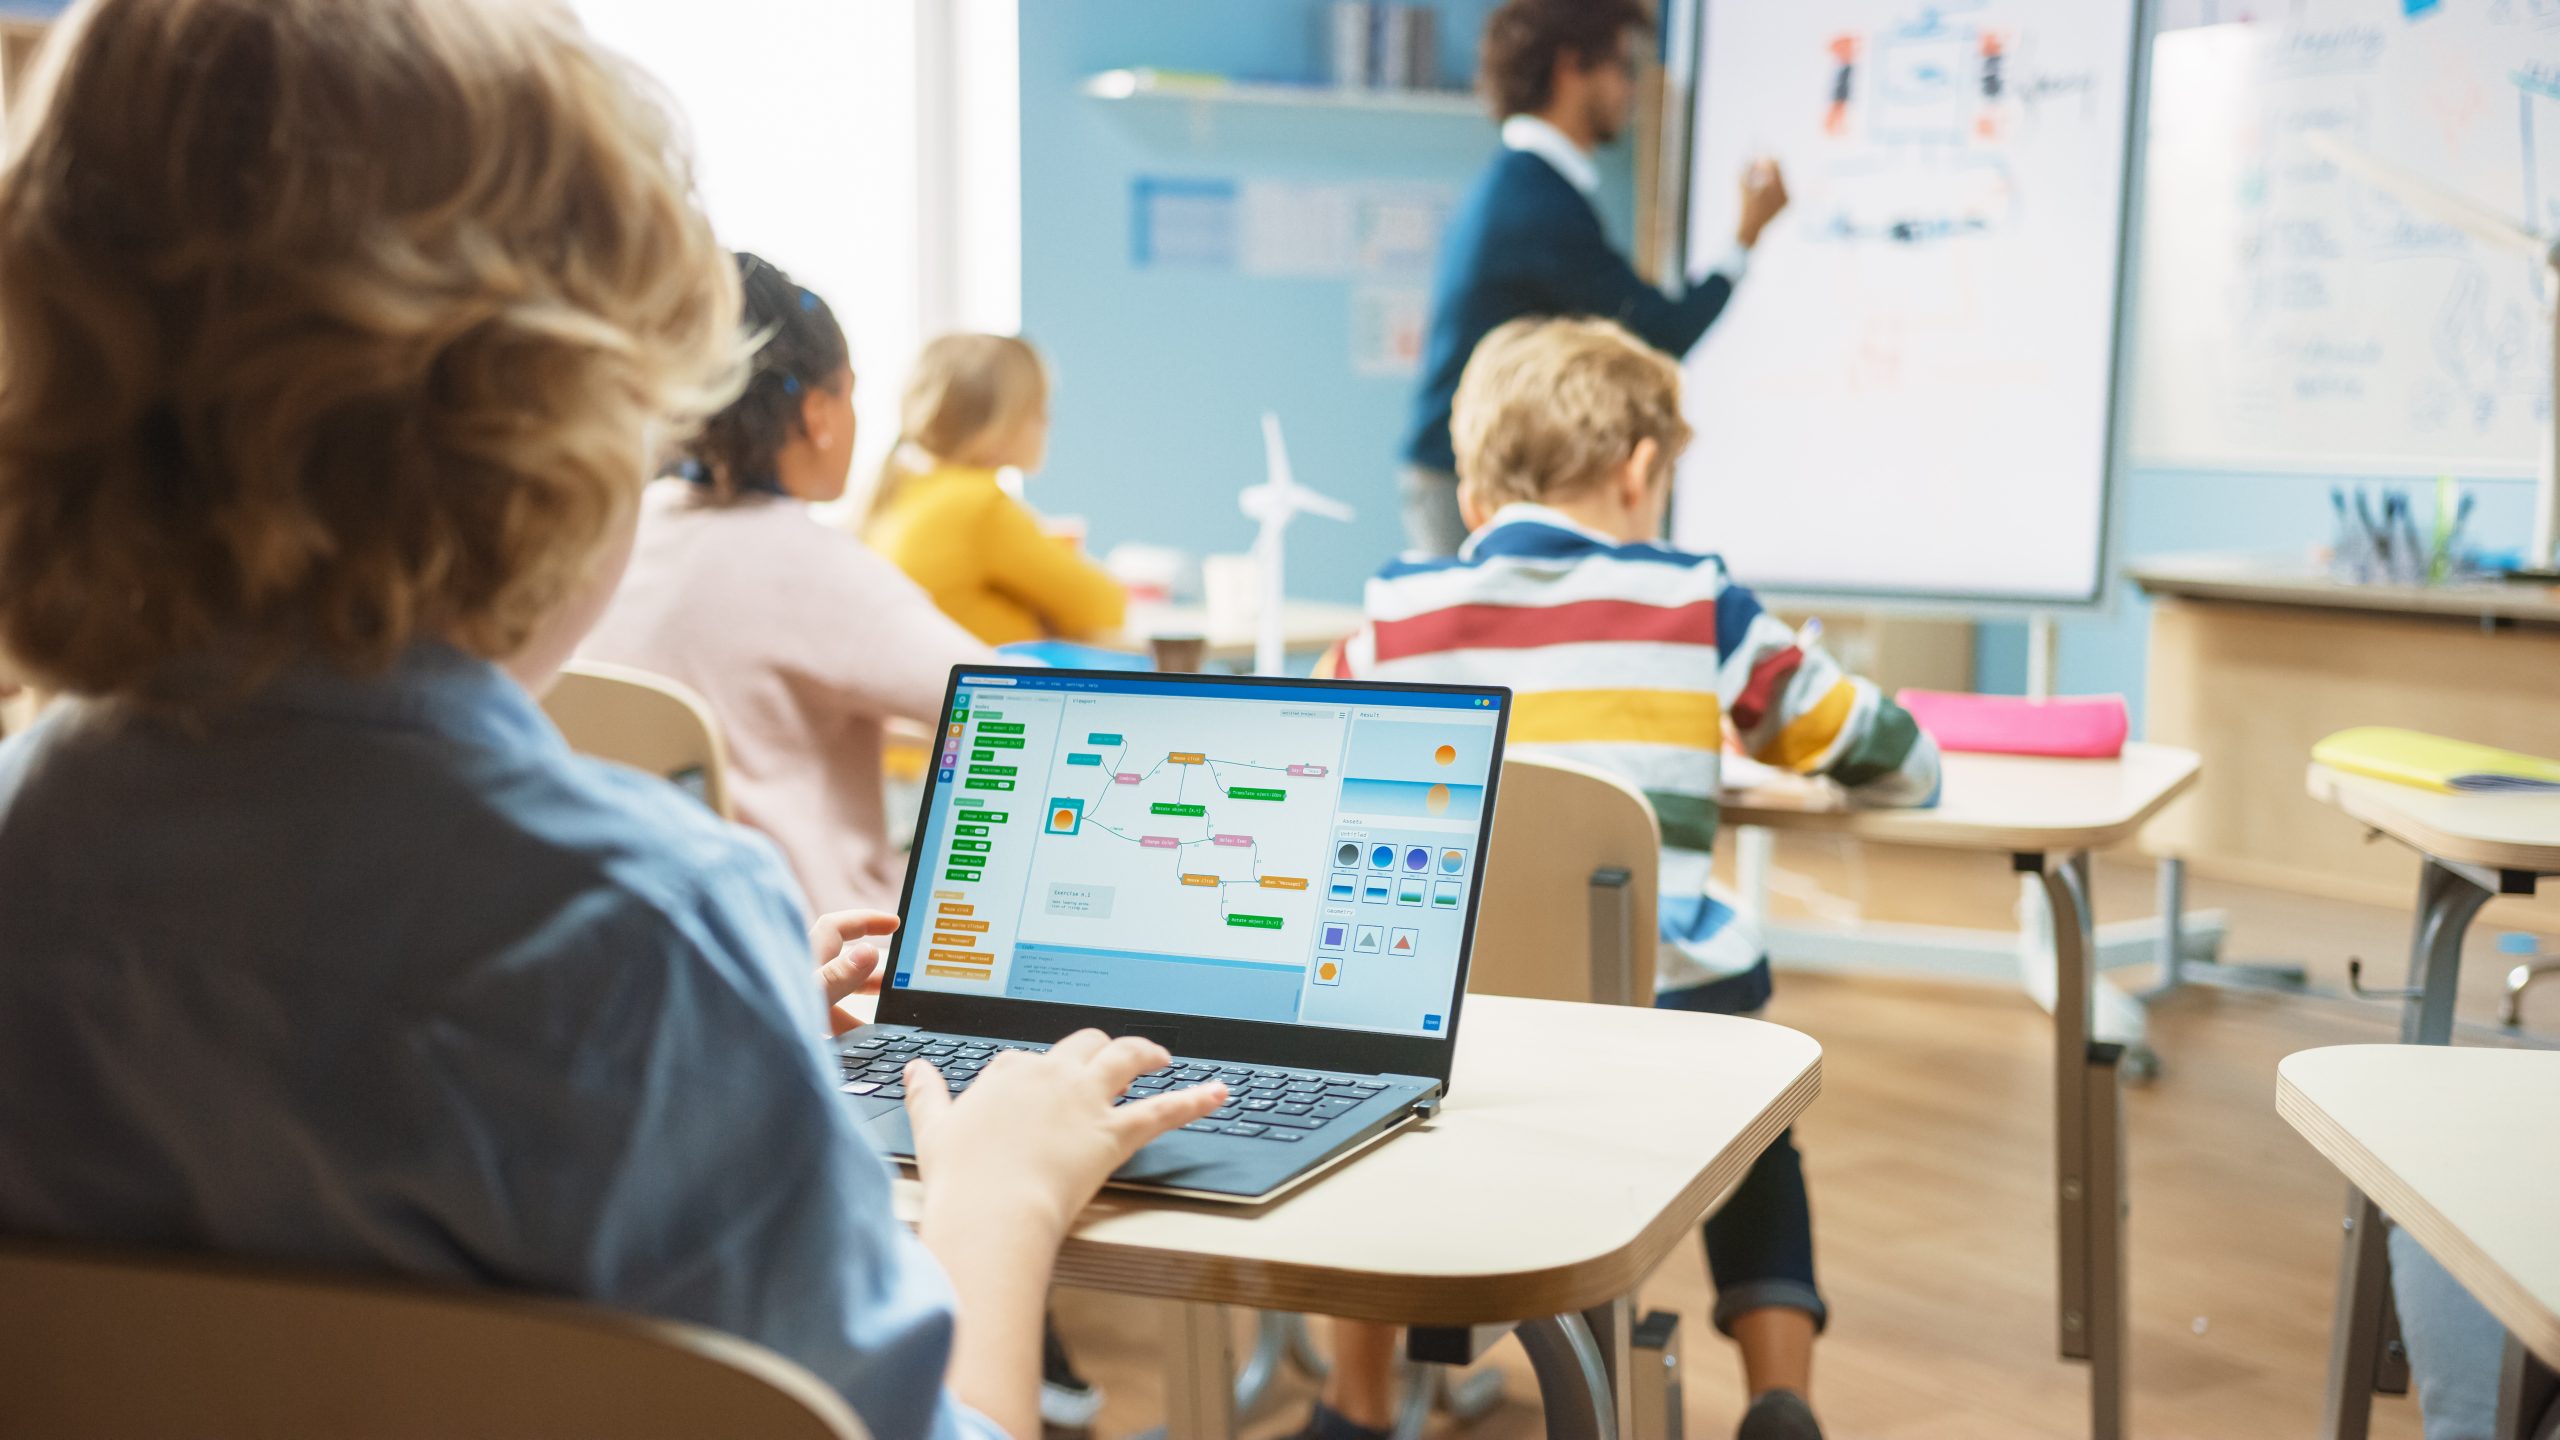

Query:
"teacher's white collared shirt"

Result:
[[1501, 113, 1601, 198], [1500, 113, 1751, 285]]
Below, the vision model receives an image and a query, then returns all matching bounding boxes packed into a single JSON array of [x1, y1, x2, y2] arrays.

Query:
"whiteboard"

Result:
[[2133, 6, 2560, 480], [1674, 0, 2145, 608]]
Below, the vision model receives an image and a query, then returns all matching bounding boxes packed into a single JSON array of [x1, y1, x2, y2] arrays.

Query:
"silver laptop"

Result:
[[843, 665, 1511, 1203]]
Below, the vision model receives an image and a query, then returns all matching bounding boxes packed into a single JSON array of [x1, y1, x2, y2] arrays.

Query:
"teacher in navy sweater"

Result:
[[1398, 0, 1790, 554]]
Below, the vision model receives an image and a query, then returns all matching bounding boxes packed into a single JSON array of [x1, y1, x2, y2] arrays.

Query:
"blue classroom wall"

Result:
[[1017, 0, 1639, 603], [1973, 467, 2540, 730]]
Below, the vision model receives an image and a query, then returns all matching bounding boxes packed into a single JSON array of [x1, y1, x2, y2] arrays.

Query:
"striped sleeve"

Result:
[[1712, 575, 1940, 807]]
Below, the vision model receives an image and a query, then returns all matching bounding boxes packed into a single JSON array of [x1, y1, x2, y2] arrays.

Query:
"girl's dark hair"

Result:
[[677, 251, 848, 499], [1479, 0, 1653, 119]]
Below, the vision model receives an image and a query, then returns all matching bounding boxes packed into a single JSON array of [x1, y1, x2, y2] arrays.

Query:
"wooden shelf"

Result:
[[1082, 68, 1482, 119]]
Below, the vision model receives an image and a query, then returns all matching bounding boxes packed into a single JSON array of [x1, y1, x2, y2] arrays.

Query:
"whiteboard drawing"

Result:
[[2133, 7, 2560, 477], [1677, 0, 2140, 605]]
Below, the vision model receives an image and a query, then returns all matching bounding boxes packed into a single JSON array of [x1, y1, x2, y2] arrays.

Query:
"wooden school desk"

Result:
[[1117, 600, 1368, 667], [886, 995, 1822, 1440], [2136, 553, 2560, 935], [2306, 765, 2560, 1439], [2282, 1046, 2560, 1440], [1723, 743, 2204, 1440]]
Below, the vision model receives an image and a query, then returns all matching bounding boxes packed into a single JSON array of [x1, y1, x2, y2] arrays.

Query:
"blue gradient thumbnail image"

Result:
[[1337, 777, 1486, 824], [1342, 719, 1497, 786]]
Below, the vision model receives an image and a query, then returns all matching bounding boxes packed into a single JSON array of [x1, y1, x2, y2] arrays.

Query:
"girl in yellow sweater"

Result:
[[863, 335, 1128, 646]]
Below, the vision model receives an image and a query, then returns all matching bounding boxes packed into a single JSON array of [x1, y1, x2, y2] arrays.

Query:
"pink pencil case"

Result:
[[1895, 690, 2129, 759]]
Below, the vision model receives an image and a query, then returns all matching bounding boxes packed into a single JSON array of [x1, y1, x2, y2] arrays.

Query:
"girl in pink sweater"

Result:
[[582, 254, 992, 913]]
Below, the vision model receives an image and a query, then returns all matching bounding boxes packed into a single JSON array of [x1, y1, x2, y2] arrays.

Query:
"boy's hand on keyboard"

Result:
[[903, 1031, 1228, 1242], [809, 910, 897, 1036]]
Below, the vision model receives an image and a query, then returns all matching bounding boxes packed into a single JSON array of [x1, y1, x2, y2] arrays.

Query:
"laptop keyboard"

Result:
[[837, 1033, 1393, 1144]]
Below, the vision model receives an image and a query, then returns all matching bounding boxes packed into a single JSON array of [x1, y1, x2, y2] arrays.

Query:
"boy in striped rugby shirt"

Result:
[[1306, 318, 1938, 1440]]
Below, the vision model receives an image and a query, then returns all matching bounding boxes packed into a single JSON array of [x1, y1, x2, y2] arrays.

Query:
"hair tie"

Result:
[[798, 289, 819, 313], [782, 375, 802, 397]]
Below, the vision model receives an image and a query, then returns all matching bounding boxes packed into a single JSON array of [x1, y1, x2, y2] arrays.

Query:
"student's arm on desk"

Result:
[[1712, 574, 1940, 808], [903, 1034, 1226, 1438], [980, 490, 1127, 642]]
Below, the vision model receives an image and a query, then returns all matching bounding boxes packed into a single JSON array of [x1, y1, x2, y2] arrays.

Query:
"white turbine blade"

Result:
[[1295, 489, 1355, 523], [1249, 412, 1356, 524], [2309, 132, 2551, 263], [1261, 412, 1296, 495]]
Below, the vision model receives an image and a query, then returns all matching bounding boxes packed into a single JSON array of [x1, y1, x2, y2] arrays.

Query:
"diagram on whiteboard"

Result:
[[1677, 0, 2136, 603], [1807, 10, 2101, 248], [1014, 704, 1345, 968], [2134, 8, 2560, 477]]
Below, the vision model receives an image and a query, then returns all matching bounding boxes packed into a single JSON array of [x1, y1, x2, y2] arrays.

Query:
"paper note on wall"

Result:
[[1132, 177, 1240, 270], [1237, 182, 1454, 278], [1352, 286, 1430, 378], [1360, 193, 1448, 273], [1241, 182, 1362, 276]]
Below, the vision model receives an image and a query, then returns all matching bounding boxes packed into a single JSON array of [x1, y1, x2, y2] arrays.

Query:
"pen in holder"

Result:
[[2329, 480, 2480, 586], [2329, 487, 2376, 584]]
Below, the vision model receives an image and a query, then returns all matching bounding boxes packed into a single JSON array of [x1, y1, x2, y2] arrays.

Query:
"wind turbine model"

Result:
[[2309, 131, 2560, 570], [1240, 413, 1354, 677]]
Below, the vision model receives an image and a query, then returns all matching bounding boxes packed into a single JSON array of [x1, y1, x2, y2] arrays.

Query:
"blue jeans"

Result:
[[1657, 960, 1828, 1335], [2392, 1228, 2510, 1440]]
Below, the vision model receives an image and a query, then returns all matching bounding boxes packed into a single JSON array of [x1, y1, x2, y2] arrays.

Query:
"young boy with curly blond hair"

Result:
[[1311, 317, 1939, 1440]]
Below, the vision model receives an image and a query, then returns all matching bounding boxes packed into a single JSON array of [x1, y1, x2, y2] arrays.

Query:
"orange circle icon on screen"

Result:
[[1425, 783, 1451, 815], [1318, 961, 1339, 981], [1053, 808, 1073, 827], [1434, 744, 1456, 766]]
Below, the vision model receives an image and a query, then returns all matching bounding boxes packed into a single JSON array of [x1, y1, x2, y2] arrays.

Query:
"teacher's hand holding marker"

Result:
[[1738, 157, 1791, 249]]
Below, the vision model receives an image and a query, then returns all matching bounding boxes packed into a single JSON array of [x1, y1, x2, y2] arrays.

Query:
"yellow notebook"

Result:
[[2314, 728, 2560, 794]]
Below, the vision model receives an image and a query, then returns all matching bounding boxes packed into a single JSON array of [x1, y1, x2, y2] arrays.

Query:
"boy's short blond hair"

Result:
[[0, 0, 742, 703], [1451, 317, 1693, 511]]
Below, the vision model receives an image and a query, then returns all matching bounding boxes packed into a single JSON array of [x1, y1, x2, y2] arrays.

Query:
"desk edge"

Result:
[[1722, 753, 2201, 855], [1045, 1053, 1824, 1327], [2306, 765, 2560, 876], [2277, 1069, 2560, 1368]]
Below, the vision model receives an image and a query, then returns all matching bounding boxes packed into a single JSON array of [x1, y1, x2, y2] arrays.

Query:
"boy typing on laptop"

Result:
[[1314, 317, 1940, 1440]]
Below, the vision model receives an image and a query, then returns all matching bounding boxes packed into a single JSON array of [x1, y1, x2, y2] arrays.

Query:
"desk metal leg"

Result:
[[2158, 855, 2188, 990], [2376, 1273, 2412, 1397], [2324, 860, 2498, 1439], [1164, 1302, 1238, 1440], [2400, 859, 2494, 1046], [2029, 852, 2094, 1361], [2087, 1038, 2130, 1440], [1628, 1310, 1685, 1440], [2324, 1187, 2395, 1440], [2027, 850, 2130, 1440], [1581, 1298, 1638, 1435], [1515, 1312, 1619, 1440], [1234, 1312, 1326, 1421], [2497, 1333, 2560, 1440]]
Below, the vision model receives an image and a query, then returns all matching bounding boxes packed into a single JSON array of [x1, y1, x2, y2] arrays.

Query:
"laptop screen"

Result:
[[889, 670, 1506, 1039]]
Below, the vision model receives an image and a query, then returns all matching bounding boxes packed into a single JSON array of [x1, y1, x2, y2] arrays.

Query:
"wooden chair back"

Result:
[[1466, 754, 1661, 1007], [541, 660, 732, 818], [0, 1243, 870, 1440]]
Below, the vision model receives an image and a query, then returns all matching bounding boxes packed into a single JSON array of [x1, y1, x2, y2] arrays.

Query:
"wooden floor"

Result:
[[1052, 842, 2559, 1439]]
